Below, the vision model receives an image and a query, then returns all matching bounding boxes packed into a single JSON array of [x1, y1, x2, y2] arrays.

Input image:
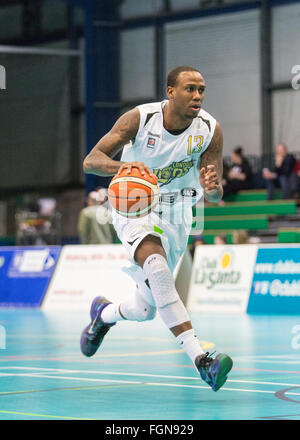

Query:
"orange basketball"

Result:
[[108, 168, 160, 217]]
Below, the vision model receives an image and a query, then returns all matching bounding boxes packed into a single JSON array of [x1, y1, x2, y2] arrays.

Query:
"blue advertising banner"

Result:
[[0, 246, 61, 307], [247, 246, 300, 314]]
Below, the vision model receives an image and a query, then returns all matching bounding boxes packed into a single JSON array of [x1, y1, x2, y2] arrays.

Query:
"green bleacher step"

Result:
[[192, 214, 269, 231], [277, 228, 300, 243], [195, 199, 297, 217], [188, 230, 234, 245], [224, 189, 282, 202]]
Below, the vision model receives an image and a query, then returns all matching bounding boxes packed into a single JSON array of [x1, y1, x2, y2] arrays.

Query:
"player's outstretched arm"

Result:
[[199, 122, 224, 203], [83, 108, 141, 177]]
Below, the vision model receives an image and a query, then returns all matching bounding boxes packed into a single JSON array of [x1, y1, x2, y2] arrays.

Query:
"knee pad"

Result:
[[158, 297, 190, 328], [134, 289, 156, 321], [138, 279, 156, 308], [143, 254, 179, 308], [143, 253, 190, 328]]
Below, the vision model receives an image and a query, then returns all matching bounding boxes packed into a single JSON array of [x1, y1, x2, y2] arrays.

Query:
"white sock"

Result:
[[176, 329, 205, 365], [101, 303, 123, 324]]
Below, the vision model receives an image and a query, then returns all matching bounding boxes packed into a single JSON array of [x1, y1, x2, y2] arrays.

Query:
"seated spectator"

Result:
[[262, 143, 297, 200], [78, 188, 117, 244], [222, 146, 253, 199], [294, 160, 300, 197], [222, 159, 230, 182], [214, 235, 227, 245], [233, 230, 249, 244], [190, 234, 206, 259]]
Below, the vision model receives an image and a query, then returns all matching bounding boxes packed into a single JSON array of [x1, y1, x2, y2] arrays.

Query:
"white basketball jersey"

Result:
[[121, 100, 216, 220]]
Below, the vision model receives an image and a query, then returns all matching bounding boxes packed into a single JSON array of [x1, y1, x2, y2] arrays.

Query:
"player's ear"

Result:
[[167, 86, 175, 100]]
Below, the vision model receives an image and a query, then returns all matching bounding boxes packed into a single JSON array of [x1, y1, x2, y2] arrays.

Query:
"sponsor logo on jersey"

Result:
[[147, 137, 156, 149], [127, 236, 140, 246], [159, 192, 178, 204], [181, 188, 198, 198], [147, 131, 161, 138], [153, 159, 193, 186]]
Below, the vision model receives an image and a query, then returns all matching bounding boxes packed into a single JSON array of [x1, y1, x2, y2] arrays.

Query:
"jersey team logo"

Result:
[[153, 159, 194, 186]]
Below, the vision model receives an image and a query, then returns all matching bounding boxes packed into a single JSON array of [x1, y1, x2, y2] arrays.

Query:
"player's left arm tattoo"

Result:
[[199, 122, 224, 203]]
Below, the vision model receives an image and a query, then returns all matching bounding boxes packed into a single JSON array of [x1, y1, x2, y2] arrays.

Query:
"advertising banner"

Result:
[[187, 245, 258, 313], [247, 245, 300, 314], [0, 246, 61, 307], [42, 245, 138, 310]]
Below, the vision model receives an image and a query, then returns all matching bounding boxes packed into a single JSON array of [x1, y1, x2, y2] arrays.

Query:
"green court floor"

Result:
[[0, 308, 300, 420]]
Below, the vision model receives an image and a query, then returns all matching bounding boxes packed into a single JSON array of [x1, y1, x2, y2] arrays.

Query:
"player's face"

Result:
[[168, 71, 206, 119]]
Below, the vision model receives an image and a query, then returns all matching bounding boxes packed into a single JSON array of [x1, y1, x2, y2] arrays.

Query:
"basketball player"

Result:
[[80, 66, 233, 391]]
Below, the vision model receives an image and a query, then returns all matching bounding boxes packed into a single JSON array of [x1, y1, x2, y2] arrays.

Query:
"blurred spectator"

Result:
[[222, 146, 253, 199], [78, 188, 116, 244], [294, 160, 300, 196], [222, 159, 230, 182], [190, 234, 206, 259], [262, 144, 297, 200], [248, 236, 261, 244], [193, 234, 207, 246], [214, 235, 227, 245], [233, 230, 249, 244]]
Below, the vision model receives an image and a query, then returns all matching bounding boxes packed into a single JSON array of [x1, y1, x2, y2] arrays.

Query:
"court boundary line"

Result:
[[1, 366, 300, 396], [1, 366, 300, 388], [0, 409, 92, 420]]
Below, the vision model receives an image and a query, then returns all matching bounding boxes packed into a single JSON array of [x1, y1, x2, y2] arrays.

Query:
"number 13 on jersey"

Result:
[[187, 135, 204, 155]]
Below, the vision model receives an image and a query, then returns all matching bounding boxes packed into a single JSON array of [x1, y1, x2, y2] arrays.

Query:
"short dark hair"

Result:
[[233, 146, 244, 158], [193, 234, 206, 244], [167, 66, 201, 87]]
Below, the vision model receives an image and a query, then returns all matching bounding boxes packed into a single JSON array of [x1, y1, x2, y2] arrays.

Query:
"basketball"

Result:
[[108, 168, 160, 217]]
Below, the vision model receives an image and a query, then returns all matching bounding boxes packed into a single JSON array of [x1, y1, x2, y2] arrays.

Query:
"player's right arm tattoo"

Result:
[[83, 108, 140, 176]]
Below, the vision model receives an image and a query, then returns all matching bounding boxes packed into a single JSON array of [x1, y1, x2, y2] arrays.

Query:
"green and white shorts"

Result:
[[112, 208, 192, 288]]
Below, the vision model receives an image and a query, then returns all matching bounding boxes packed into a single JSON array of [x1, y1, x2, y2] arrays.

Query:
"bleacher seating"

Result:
[[277, 228, 300, 243], [190, 189, 300, 245]]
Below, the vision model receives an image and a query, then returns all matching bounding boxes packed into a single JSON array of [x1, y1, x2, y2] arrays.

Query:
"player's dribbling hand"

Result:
[[199, 165, 219, 194], [117, 161, 154, 177]]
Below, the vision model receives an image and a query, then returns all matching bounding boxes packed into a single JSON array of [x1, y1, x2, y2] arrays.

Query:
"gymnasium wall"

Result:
[[120, 27, 156, 102], [0, 1, 85, 190], [120, 8, 261, 155], [0, 4, 21, 41], [0, 46, 71, 189], [165, 10, 261, 155], [272, 2, 300, 152], [1, 1, 299, 189], [0, 0, 84, 41], [120, 2, 300, 157]]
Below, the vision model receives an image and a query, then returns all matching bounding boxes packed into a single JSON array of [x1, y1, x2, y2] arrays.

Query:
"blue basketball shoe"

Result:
[[80, 296, 116, 357], [195, 351, 233, 392]]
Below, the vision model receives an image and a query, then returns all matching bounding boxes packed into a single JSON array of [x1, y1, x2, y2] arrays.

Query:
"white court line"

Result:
[[1, 366, 300, 389], [0, 373, 141, 385], [233, 359, 300, 365], [1, 372, 300, 396], [236, 355, 300, 359]]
